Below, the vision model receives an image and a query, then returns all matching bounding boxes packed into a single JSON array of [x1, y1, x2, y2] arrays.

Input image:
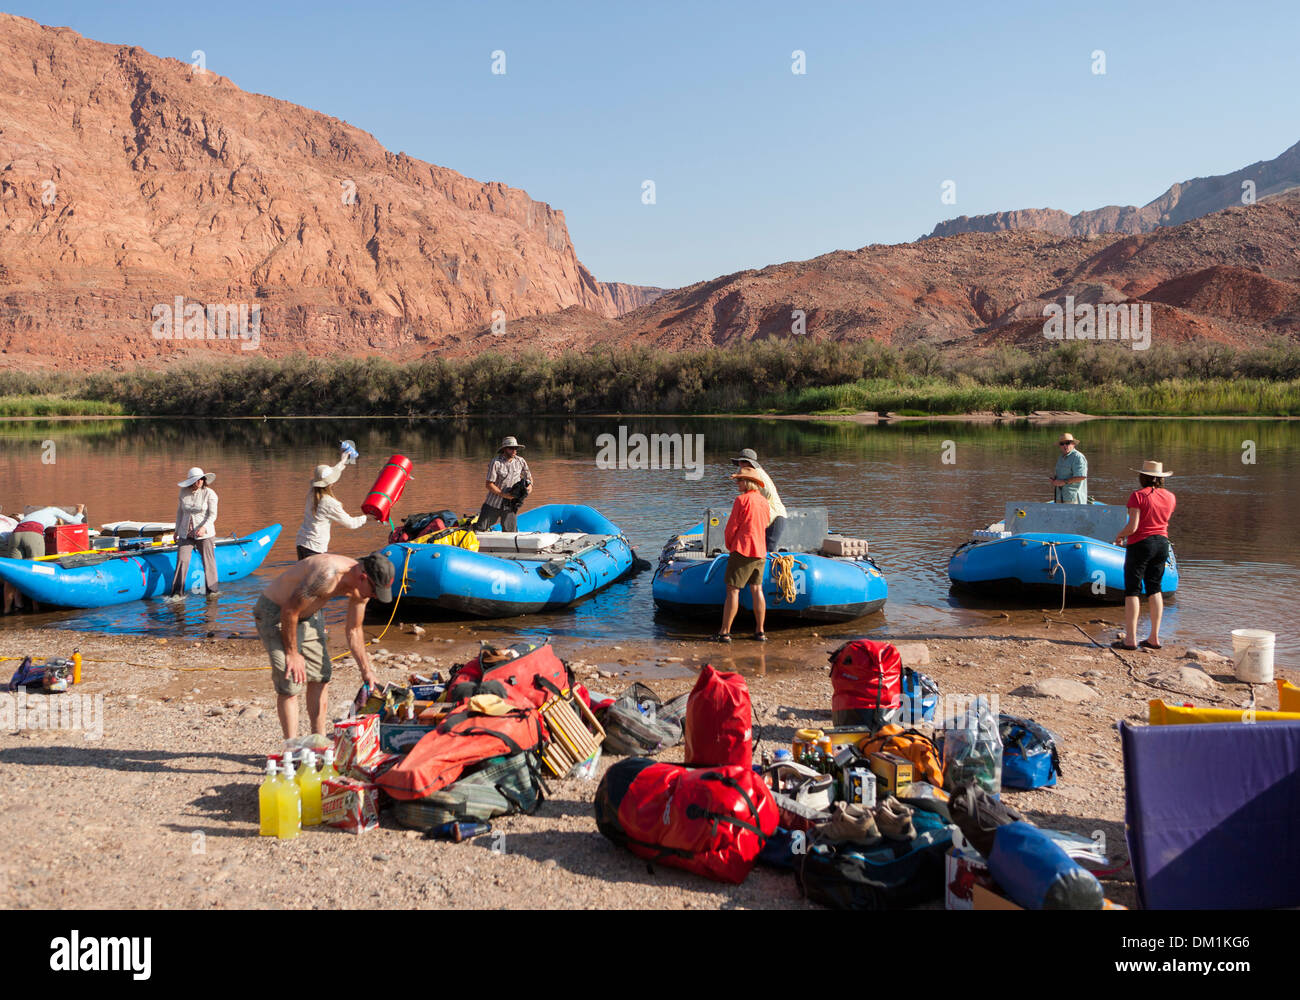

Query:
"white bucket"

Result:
[[1231, 629, 1275, 684]]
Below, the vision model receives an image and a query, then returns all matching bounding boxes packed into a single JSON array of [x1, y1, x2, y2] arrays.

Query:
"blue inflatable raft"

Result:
[[948, 501, 1178, 602], [0, 524, 283, 608], [379, 504, 637, 618], [652, 507, 888, 624]]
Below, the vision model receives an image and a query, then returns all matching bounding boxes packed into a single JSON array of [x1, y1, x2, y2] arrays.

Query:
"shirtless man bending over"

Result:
[[254, 551, 394, 740]]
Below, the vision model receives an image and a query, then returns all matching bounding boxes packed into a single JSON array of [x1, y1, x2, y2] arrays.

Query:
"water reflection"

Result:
[[2, 416, 1296, 656]]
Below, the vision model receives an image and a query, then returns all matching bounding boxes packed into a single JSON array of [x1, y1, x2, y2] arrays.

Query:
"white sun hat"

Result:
[[178, 467, 215, 487]]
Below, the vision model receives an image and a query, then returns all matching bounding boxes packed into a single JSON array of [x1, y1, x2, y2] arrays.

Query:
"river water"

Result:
[[2, 416, 1295, 659]]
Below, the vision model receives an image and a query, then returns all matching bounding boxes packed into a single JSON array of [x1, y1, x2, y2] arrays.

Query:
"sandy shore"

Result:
[[1, 615, 1289, 910]]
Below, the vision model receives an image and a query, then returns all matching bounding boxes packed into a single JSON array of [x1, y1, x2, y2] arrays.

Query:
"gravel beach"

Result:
[[1, 616, 1287, 910]]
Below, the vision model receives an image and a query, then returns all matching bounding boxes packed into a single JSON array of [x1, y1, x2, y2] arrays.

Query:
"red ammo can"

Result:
[[362, 455, 413, 522]]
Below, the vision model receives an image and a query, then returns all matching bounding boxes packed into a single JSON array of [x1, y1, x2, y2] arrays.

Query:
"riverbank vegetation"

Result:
[[2, 340, 1299, 417]]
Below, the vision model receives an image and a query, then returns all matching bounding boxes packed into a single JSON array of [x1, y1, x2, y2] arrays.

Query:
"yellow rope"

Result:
[[770, 553, 797, 604], [331, 547, 412, 660]]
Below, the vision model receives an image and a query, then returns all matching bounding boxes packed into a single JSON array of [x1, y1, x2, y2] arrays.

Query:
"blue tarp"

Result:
[[1120, 719, 1300, 909]]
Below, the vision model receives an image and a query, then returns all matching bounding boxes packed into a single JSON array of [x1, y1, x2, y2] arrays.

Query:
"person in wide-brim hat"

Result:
[[297, 448, 368, 560], [1051, 434, 1088, 504], [1113, 458, 1178, 653], [177, 467, 215, 487], [168, 466, 220, 599], [729, 448, 789, 550], [479, 435, 533, 532]]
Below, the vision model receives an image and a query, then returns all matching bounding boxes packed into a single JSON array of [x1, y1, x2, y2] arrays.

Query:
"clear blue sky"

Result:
[[13, 0, 1300, 288]]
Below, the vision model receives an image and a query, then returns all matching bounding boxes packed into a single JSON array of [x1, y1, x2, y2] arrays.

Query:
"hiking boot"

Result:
[[875, 795, 916, 841], [816, 801, 882, 846]]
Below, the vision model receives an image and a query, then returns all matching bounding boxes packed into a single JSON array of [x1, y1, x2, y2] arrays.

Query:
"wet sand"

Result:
[[0, 615, 1290, 910]]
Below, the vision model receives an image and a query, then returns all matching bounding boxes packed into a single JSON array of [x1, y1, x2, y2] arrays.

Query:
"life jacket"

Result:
[[594, 759, 778, 884], [376, 703, 545, 801], [445, 640, 573, 710], [859, 724, 944, 788], [829, 639, 902, 715], [683, 664, 753, 767]]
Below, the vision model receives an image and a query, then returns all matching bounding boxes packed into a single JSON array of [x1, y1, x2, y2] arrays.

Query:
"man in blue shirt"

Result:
[[1051, 433, 1088, 503]]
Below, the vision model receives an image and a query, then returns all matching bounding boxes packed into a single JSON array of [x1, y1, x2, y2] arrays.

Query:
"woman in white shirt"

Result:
[[168, 467, 220, 599], [296, 459, 368, 559]]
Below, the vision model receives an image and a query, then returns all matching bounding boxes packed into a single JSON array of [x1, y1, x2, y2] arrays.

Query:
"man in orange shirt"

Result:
[[716, 471, 770, 642]]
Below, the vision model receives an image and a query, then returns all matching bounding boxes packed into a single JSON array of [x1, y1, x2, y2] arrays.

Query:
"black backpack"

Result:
[[795, 808, 952, 910]]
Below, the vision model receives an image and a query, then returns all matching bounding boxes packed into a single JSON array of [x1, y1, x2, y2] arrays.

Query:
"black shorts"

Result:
[[296, 545, 322, 561], [1123, 535, 1170, 597]]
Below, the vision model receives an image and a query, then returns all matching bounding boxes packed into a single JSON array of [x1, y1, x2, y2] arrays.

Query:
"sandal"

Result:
[[1139, 639, 1163, 650], [1110, 639, 1139, 651], [712, 632, 732, 643], [753, 632, 768, 643]]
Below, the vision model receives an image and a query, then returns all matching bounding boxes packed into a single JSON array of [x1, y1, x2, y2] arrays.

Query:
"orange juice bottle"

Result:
[[296, 750, 323, 827], [276, 756, 302, 839], [258, 758, 280, 836], [72, 651, 82, 685]]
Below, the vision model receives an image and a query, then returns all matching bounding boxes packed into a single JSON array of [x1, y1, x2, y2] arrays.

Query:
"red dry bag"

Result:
[[376, 703, 545, 801], [362, 454, 413, 522], [594, 759, 778, 884], [684, 664, 753, 767], [829, 639, 901, 729], [446, 640, 574, 710]]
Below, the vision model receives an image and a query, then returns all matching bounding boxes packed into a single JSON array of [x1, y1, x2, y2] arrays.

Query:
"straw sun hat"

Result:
[[1131, 460, 1174, 477], [311, 464, 343, 488]]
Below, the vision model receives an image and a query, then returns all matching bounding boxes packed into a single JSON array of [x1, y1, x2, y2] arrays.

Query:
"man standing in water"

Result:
[[254, 551, 393, 741], [477, 436, 533, 531], [1051, 433, 1088, 504]]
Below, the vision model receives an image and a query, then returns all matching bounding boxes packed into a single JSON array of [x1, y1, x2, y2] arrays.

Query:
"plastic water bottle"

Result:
[[340, 440, 359, 465]]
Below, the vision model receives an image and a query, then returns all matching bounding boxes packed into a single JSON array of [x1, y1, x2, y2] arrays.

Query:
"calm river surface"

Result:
[[2, 416, 1295, 658]]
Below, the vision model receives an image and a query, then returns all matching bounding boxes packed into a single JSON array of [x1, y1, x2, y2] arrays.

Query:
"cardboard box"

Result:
[[333, 715, 381, 773], [44, 523, 89, 554], [379, 721, 436, 755], [320, 778, 380, 834], [946, 846, 996, 910], [822, 535, 869, 557], [972, 884, 1023, 911], [867, 751, 913, 797], [841, 766, 877, 808]]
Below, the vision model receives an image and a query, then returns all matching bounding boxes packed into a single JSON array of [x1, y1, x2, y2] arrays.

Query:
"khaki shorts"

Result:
[[255, 594, 331, 696], [5, 530, 45, 560], [724, 553, 765, 589]]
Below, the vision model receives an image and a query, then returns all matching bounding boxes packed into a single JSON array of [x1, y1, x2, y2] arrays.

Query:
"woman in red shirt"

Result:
[[1113, 460, 1177, 651], [716, 472, 771, 642]]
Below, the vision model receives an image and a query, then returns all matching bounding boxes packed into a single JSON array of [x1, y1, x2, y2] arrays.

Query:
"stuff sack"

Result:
[[942, 696, 1003, 793], [999, 714, 1062, 789], [377, 704, 545, 801], [392, 752, 544, 829], [594, 759, 777, 884], [987, 821, 1104, 910], [948, 782, 1024, 858], [858, 724, 944, 787], [828, 640, 902, 729], [900, 668, 940, 725], [446, 640, 573, 710], [683, 664, 753, 767], [795, 807, 952, 910], [600, 682, 690, 756]]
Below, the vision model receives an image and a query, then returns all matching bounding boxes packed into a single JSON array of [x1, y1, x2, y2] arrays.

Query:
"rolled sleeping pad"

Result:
[[987, 821, 1104, 910], [1148, 699, 1300, 726]]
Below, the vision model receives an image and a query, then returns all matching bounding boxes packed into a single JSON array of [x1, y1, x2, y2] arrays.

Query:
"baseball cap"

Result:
[[360, 552, 396, 602]]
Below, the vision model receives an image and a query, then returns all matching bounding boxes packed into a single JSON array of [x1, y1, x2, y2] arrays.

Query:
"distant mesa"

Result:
[[926, 139, 1300, 239]]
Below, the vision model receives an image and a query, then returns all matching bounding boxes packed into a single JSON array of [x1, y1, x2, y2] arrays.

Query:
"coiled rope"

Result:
[[770, 554, 797, 604]]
